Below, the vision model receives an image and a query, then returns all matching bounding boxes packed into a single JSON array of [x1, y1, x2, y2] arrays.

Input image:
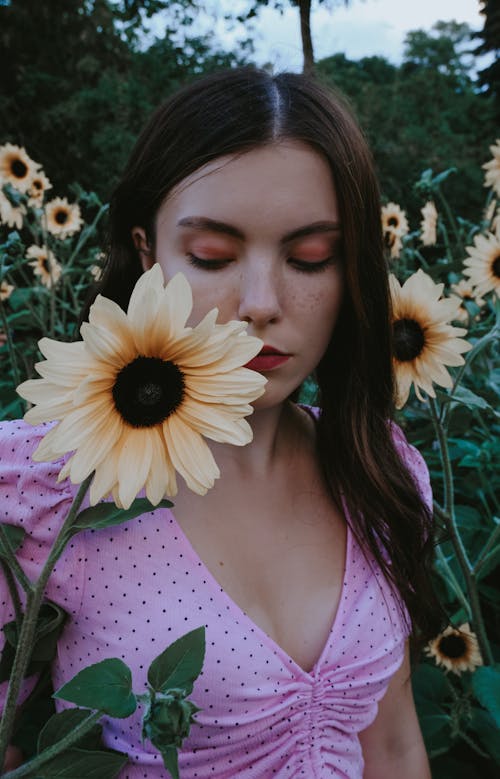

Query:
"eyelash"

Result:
[[186, 253, 336, 274]]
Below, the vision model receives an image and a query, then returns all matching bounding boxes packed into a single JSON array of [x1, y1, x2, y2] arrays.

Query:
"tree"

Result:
[[0, 0, 246, 200], [474, 0, 500, 116], [239, 0, 350, 74], [317, 23, 497, 223]]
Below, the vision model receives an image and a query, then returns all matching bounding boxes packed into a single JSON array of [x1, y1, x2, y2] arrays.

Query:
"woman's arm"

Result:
[[358, 643, 431, 779]]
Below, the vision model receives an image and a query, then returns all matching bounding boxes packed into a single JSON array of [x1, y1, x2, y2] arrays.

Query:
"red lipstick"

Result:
[[245, 345, 291, 372]]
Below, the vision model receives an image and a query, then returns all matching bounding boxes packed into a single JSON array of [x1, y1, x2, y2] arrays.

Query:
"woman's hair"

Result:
[[83, 66, 443, 644]]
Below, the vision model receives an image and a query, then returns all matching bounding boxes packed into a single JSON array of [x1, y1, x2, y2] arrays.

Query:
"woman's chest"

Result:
[[171, 482, 347, 674]]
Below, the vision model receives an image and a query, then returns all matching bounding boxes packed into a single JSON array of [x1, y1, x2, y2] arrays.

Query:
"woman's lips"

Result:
[[245, 346, 291, 372]]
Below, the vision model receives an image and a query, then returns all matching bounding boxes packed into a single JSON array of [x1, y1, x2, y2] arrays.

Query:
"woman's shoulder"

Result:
[[0, 417, 75, 529], [389, 421, 432, 511]]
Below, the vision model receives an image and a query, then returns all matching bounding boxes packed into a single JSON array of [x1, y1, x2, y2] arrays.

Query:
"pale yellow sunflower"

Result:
[[382, 202, 409, 259], [44, 197, 83, 239], [90, 264, 103, 281], [450, 279, 486, 323], [463, 229, 500, 297], [26, 245, 62, 288], [0, 189, 25, 229], [17, 265, 267, 509], [389, 270, 472, 408], [425, 623, 483, 675], [483, 139, 500, 197], [0, 143, 39, 194], [420, 201, 438, 246], [0, 280, 14, 301], [28, 170, 52, 207]]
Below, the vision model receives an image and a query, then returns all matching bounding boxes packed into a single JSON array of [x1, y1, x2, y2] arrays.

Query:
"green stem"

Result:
[[441, 324, 499, 428], [64, 204, 108, 272], [0, 526, 32, 594], [434, 544, 470, 617], [0, 560, 23, 625], [473, 521, 500, 576], [429, 399, 494, 665], [0, 475, 92, 770], [436, 185, 464, 256], [2, 710, 102, 778]]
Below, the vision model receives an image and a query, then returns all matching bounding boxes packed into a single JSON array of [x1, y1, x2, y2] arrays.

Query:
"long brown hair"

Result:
[[82, 67, 442, 643]]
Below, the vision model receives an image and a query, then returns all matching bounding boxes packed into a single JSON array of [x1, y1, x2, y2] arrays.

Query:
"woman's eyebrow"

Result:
[[176, 216, 341, 244]]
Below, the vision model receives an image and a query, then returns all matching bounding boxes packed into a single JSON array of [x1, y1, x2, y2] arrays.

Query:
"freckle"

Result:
[[219, 561, 224, 566]]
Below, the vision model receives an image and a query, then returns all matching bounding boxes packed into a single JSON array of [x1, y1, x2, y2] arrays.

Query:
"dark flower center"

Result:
[[55, 208, 68, 225], [438, 634, 467, 659], [113, 356, 185, 427], [32, 180, 42, 191], [393, 318, 425, 362], [387, 216, 398, 227], [11, 158, 27, 179], [492, 253, 500, 279]]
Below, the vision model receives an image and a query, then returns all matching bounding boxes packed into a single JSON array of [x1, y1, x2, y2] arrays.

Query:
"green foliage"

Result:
[[70, 498, 174, 535], [54, 659, 137, 718], [147, 626, 206, 695], [0, 0, 247, 201], [317, 22, 497, 225]]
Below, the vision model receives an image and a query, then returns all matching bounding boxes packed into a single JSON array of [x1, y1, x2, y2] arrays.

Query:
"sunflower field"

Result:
[[0, 135, 499, 777]]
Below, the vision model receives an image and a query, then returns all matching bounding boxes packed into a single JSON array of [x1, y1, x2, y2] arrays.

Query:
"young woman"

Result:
[[1, 67, 440, 777]]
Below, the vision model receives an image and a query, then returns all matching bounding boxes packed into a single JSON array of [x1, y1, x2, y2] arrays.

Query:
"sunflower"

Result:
[[26, 245, 62, 288], [0, 189, 25, 229], [0, 144, 39, 194], [0, 280, 14, 301], [44, 197, 83, 239], [389, 270, 472, 408], [425, 623, 483, 675], [420, 201, 438, 246], [463, 229, 500, 297], [381, 202, 409, 259], [483, 139, 500, 197], [17, 265, 267, 509], [90, 264, 103, 281], [450, 279, 486, 323], [28, 170, 52, 207]]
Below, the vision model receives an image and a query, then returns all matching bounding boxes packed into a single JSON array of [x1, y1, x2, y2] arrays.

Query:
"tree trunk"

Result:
[[299, 0, 315, 75]]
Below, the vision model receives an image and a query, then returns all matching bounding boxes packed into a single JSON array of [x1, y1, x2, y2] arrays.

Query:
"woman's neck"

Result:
[[209, 401, 314, 478]]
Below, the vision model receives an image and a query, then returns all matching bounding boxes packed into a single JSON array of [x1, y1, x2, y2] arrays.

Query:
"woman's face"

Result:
[[133, 141, 344, 409]]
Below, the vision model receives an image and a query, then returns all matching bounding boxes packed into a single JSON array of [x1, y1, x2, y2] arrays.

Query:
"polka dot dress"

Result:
[[0, 418, 432, 778]]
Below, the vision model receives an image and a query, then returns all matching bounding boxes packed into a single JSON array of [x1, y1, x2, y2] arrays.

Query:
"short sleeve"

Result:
[[0, 419, 85, 641], [390, 422, 433, 512]]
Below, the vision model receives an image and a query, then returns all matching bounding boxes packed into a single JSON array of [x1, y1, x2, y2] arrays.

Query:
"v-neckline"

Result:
[[164, 506, 351, 679]]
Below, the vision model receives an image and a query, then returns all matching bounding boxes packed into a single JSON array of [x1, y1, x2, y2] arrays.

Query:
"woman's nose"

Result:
[[237, 261, 282, 327]]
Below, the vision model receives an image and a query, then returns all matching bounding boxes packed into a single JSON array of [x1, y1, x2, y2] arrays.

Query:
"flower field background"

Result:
[[1, 1, 499, 777]]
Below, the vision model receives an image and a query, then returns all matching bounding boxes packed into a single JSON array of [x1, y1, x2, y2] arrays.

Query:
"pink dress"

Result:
[[0, 416, 431, 778]]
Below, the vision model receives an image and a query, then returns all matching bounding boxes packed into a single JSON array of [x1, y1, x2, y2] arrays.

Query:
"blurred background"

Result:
[[1, 0, 498, 223]]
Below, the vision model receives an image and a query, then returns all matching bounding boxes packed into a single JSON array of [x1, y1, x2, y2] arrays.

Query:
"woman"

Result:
[[1, 67, 440, 777]]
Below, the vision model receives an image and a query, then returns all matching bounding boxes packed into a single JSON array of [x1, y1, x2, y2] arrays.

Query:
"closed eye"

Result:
[[186, 253, 233, 270], [288, 256, 336, 273]]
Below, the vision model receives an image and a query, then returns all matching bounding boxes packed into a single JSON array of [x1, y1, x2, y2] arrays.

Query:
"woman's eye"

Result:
[[186, 253, 233, 270], [288, 256, 336, 273]]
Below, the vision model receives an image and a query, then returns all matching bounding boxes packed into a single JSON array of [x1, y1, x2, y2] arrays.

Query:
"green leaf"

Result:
[[37, 709, 101, 753], [0, 523, 26, 557], [25, 747, 127, 778], [469, 707, 500, 766], [412, 663, 453, 707], [54, 659, 137, 718], [446, 385, 498, 415], [70, 498, 173, 534], [471, 665, 500, 727], [160, 745, 179, 779], [148, 627, 205, 695]]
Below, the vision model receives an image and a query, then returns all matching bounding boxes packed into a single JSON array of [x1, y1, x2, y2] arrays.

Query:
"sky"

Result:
[[155, 0, 485, 71]]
